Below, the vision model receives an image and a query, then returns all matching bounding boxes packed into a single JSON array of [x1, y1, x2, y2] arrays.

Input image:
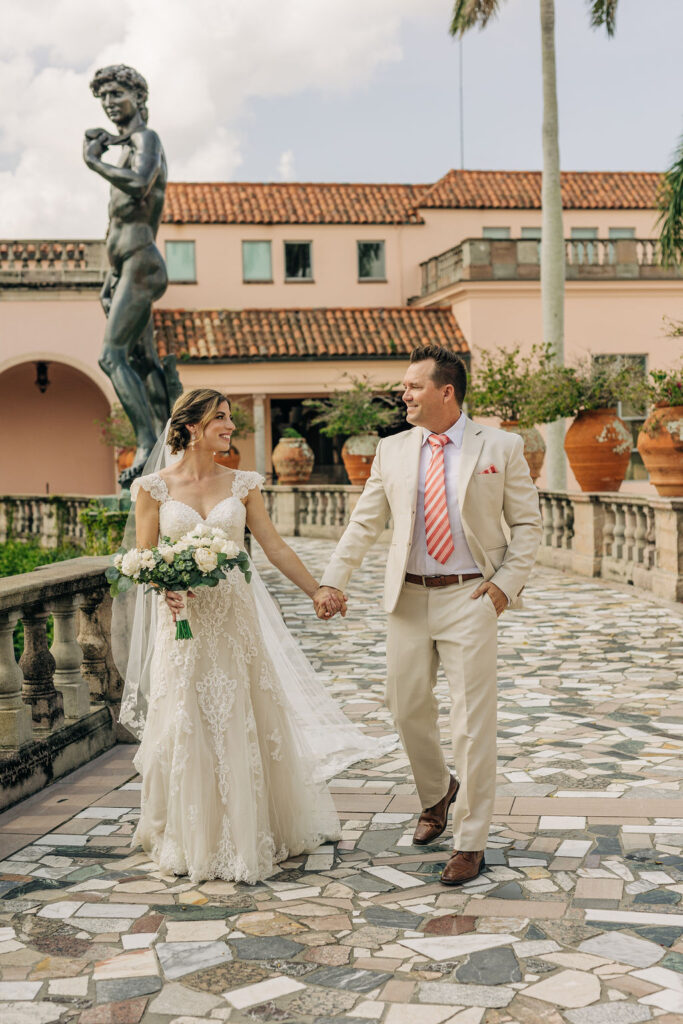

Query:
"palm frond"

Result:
[[588, 0, 618, 36], [449, 0, 502, 37], [657, 130, 683, 267]]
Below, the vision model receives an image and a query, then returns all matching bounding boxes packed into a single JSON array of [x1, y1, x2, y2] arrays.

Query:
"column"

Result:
[[0, 611, 33, 749], [19, 604, 64, 731], [253, 394, 267, 476], [51, 595, 90, 719]]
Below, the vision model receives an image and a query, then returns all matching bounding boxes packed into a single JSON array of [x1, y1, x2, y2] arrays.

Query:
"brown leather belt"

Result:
[[405, 572, 483, 588]]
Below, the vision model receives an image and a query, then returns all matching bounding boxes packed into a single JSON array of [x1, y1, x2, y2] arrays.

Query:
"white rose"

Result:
[[195, 537, 212, 548], [113, 553, 123, 569], [140, 551, 156, 569], [172, 541, 188, 553], [210, 537, 226, 553], [158, 545, 175, 565], [221, 541, 240, 559], [121, 549, 142, 578], [211, 527, 227, 539], [194, 548, 218, 572]]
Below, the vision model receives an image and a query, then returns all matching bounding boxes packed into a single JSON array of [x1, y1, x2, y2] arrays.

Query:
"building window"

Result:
[[165, 241, 196, 282], [593, 354, 648, 480], [358, 241, 386, 280], [284, 241, 313, 280], [482, 227, 511, 240], [570, 227, 598, 265], [242, 241, 272, 282], [521, 227, 542, 240], [609, 227, 636, 239]]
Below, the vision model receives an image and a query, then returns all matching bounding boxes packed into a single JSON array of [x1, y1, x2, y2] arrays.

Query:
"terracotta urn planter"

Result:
[[341, 433, 380, 485], [564, 408, 632, 492], [500, 421, 546, 484], [116, 447, 135, 475], [214, 445, 241, 470], [271, 436, 314, 484], [637, 404, 683, 496]]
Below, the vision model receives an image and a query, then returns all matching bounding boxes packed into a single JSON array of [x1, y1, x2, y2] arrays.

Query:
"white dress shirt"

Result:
[[406, 414, 480, 577]]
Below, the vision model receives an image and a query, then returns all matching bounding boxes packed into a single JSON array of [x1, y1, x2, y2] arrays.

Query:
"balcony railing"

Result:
[[0, 240, 107, 288], [419, 237, 683, 296]]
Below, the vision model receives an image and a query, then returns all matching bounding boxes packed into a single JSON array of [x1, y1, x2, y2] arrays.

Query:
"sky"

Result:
[[1, 0, 681, 237]]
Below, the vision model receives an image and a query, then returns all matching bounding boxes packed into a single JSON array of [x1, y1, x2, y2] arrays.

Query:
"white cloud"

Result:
[[0, 0, 444, 236], [277, 149, 296, 181]]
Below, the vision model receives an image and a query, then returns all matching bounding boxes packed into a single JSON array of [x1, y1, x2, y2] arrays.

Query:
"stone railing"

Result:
[[0, 239, 107, 288], [1, 496, 92, 548], [419, 237, 683, 296], [0, 558, 123, 810], [263, 484, 366, 539], [537, 491, 683, 603]]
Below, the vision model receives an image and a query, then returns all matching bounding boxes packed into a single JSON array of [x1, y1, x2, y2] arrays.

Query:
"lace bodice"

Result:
[[131, 470, 264, 545]]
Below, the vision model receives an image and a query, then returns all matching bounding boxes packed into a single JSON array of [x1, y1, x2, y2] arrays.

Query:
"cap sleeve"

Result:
[[130, 473, 169, 503], [232, 471, 265, 502]]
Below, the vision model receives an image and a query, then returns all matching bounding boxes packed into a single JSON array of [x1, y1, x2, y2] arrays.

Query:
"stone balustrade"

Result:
[[419, 237, 683, 296], [1, 495, 92, 549], [537, 491, 683, 603], [0, 558, 122, 810], [0, 239, 106, 288]]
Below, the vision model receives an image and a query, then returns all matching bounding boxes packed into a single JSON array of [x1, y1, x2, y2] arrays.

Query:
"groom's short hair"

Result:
[[410, 346, 467, 405]]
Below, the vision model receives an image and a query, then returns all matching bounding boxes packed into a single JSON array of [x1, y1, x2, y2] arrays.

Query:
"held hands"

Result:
[[471, 580, 507, 617], [312, 586, 347, 620]]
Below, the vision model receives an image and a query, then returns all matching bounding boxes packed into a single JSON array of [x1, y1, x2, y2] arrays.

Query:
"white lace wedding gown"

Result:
[[128, 470, 342, 884]]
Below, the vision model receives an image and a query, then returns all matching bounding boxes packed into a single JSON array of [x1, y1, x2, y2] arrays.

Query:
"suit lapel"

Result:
[[404, 426, 423, 513], [457, 418, 485, 510]]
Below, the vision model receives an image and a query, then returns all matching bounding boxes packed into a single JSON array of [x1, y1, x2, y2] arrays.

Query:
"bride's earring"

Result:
[[188, 432, 198, 449]]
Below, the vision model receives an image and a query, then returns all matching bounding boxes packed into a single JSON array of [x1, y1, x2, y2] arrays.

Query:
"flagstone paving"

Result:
[[1, 538, 682, 1023]]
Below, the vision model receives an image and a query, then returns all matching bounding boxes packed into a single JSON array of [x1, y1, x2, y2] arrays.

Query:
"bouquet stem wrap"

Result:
[[174, 592, 193, 640]]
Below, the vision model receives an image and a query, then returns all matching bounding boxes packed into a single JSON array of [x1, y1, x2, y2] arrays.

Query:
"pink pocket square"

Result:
[[479, 464, 499, 475]]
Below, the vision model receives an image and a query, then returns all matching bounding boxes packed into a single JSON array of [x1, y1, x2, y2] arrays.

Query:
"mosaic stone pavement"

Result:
[[1, 537, 683, 1024]]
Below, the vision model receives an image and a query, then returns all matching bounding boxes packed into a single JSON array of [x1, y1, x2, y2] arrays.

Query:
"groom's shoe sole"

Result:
[[412, 779, 459, 846]]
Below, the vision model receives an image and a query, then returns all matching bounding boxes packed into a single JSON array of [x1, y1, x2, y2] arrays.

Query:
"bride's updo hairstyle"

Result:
[[167, 389, 230, 454]]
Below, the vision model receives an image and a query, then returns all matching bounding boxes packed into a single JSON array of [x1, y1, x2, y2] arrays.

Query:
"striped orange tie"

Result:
[[425, 433, 455, 565]]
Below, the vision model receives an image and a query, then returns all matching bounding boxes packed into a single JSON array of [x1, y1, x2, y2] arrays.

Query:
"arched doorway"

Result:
[[0, 361, 115, 495]]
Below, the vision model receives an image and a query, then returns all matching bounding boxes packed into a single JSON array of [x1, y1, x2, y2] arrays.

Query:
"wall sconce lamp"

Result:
[[35, 361, 50, 394]]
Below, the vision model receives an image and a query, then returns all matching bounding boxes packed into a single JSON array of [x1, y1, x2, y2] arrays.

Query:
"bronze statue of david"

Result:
[[84, 64, 180, 486]]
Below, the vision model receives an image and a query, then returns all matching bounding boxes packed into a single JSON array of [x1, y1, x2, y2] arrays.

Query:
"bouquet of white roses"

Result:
[[106, 525, 251, 639]]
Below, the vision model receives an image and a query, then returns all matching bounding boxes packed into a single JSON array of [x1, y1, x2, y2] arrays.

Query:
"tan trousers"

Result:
[[385, 578, 498, 851]]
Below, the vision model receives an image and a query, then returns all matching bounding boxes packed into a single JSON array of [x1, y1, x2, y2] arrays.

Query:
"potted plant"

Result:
[[214, 401, 254, 470], [526, 358, 635, 492], [304, 375, 400, 485], [95, 403, 136, 475], [468, 345, 549, 483], [636, 361, 683, 496], [271, 427, 315, 484]]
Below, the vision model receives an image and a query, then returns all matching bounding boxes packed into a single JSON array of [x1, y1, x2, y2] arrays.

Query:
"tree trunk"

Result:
[[539, 0, 566, 489]]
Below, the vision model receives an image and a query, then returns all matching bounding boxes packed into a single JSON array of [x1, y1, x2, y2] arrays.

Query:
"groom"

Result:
[[314, 346, 542, 884]]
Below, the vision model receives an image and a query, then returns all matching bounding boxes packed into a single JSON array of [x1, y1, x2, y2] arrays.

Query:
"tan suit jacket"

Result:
[[321, 419, 543, 613]]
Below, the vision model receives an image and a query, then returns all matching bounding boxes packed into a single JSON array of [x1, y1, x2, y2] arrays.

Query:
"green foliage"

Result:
[[303, 375, 400, 438], [449, 0, 501, 36], [95, 403, 135, 450], [79, 502, 128, 555], [107, 537, 251, 599], [659, 136, 683, 268], [281, 427, 303, 439], [525, 356, 640, 424], [229, 401, 255, 439], [648, 365, 683, 406], [468, 344, 553, 425], [588, 0, 618, 36]]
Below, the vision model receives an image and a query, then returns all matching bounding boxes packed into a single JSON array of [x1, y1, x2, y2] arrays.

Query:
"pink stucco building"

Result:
[[1, 170, 682, 495]]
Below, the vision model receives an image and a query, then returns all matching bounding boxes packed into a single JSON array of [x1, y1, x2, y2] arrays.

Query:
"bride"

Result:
[[116, 387, 393, 885]]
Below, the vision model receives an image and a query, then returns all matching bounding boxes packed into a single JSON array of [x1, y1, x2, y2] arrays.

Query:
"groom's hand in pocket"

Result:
[[313, 586, 347, 620]]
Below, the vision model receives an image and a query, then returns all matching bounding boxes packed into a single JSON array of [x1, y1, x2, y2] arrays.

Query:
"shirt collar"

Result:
[[421, 413, 467, 450]]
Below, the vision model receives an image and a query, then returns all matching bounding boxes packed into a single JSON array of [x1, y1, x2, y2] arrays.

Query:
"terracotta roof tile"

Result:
[[420, 169, 661, 210], [154, 307, 467, 361], [163, 182, 428, 225], [162, 171, 661, 225]]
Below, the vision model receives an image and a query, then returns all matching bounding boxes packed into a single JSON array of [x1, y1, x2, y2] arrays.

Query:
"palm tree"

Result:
[[449, 1, 617, 489], [658, 135, 683, 267]]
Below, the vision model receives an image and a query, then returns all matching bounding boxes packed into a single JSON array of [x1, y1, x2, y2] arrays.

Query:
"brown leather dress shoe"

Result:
[[440, 849, 486, 886], [412, 775, 459, 845]]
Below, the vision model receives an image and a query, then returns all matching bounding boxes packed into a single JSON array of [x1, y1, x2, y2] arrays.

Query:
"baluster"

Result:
[[0, 501, 8, 544], [551, 498, 566, 548], [623, 505, 636, 570], [644, 507, 656, 570], [563, 500, 575, 549], [541, 495, 553, 547], [19, 604, 64, 731], [612, 503, 626, 561], [51, 595, 90, 719], [0, 612, 33, 748], [633, 507, 646, 566], [602, 504, 615, 558]]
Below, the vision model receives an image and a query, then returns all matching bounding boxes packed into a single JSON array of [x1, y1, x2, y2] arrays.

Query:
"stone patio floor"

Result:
[[1, 538, 683, 1024]]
